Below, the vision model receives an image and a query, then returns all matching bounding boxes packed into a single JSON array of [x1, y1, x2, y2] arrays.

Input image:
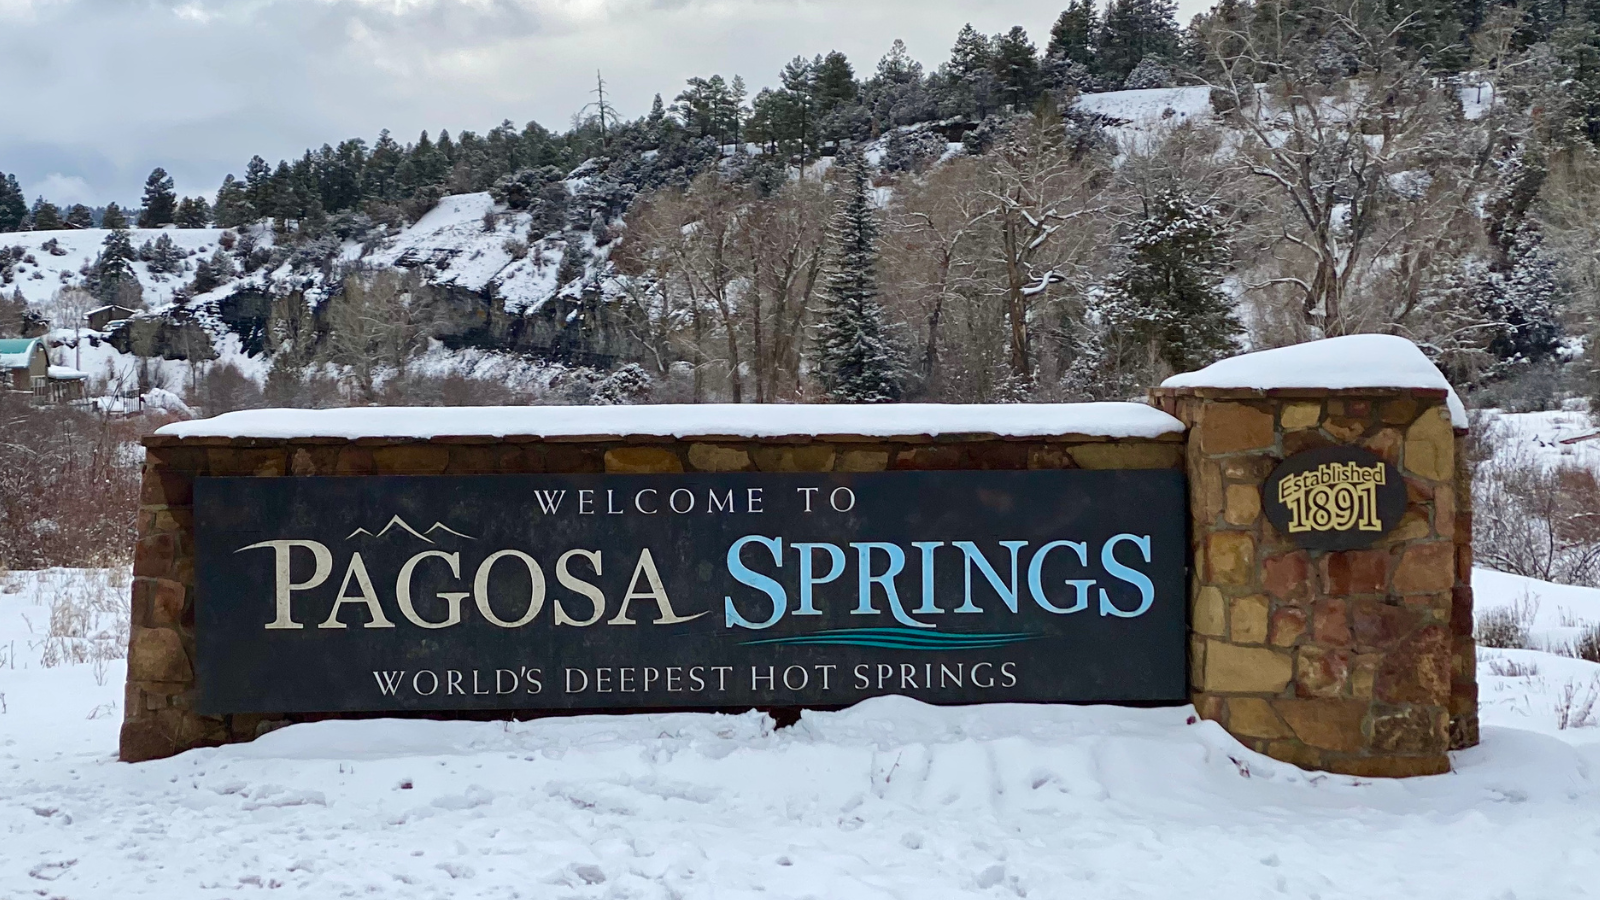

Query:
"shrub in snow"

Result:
[[1209, 83, 1256, 115], [139, 234, 184, 275], [1476, 606, 1531, 649], [1474, 432, 1600, 587], [1564, 623, 1600, 664], [592, 363, 652, 405], [1122, 55, 1175, 90]]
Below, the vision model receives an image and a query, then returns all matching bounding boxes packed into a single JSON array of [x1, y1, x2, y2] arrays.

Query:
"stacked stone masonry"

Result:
[[1149, 386, 1478, 778], [122, 429, 1184, 763]]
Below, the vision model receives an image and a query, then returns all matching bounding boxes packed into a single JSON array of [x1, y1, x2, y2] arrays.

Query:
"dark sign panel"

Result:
[[1263, 446, 1406, 551], [193, 471, 1187, 714]]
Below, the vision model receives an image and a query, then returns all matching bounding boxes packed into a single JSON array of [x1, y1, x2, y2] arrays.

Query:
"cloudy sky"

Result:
[[0, 0, 1208, 207]]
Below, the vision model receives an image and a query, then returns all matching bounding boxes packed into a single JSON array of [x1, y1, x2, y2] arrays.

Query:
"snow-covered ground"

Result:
[[1073, 86, 1215, 149], [1477, 404, 1600, 474], [3, 565, 1600, 898], [1, 225, 230, 307]]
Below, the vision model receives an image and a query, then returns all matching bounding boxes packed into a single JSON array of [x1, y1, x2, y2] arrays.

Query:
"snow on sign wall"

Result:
[[193, 471, 1188, 714], [127, 337, 1478, 778]]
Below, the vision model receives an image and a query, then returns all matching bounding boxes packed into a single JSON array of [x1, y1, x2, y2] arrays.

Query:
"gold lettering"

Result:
[[1278, 461, 1386, 533]]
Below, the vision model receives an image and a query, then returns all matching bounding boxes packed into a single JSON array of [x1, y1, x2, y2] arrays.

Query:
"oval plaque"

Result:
[[1262, 446, 1406, 551]]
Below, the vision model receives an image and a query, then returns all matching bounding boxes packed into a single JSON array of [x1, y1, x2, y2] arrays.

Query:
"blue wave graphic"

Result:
[[741, 627, 1040, 650]]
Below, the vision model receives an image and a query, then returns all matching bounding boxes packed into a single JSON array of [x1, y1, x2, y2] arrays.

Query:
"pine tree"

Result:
[[30, 199, 63, 231], [92, 228, 140, 304], [244, 155, 274, 212], [213, 175, 254, 228], [813, 51, 858, 113], [175, 196, 212, 228], [137, 167, 178, 227], [101, 203, 128, 229], [949, 24, 994, 77], [64, 204, 94, 229], [991, 26, 1042, 110], [877, 39, 921, 84], [1098, 189, 1240, 378], [0, 173, 26, 232], [1479, 223, 1565, 372], [364, 130, 404, 201], [1049, 0, 1098, 68], [811, 150, 907, 402], [1095, 0, 1180, 84], [140, 233, 185, 274]]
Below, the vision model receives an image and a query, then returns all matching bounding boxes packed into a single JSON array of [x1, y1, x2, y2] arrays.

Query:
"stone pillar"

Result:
[[1150, 386, 1475, 777], [1450, 429, 1480, 749]]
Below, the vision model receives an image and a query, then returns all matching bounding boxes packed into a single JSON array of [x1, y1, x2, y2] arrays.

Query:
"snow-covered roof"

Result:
[[1161, 335, 1467, 427], [46, 365, 87, 381], [0, 338, 40, 369], [155, 402, 1185, 442]]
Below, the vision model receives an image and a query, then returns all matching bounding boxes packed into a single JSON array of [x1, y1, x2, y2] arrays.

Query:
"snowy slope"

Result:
[[1478, 405, 1600, 474], [1, 226, 230, 307], [3, 565, 1600, 899], [1073, 86, 1215, 145]]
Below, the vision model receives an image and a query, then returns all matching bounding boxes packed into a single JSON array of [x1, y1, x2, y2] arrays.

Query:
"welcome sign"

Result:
[[193, 471, 1187, 714]]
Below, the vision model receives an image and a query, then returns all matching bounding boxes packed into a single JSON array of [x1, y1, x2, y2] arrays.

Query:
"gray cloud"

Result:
[[0, 0, 1212, 204]]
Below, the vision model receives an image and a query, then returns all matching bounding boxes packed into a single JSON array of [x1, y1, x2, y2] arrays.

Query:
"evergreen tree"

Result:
[[137, 167, 178, 227], [30, 199, 63, 231], [813, 51, 858, 113], [811, 150, 907, 402], [244, 155, 274, 212], [991, 26, 1042, 110], [139, 233, 185, 274], [1049, 0, 1098, 68], [0, 173, 26, 232], [1479, 223, 1566, 372], [1098, 189, 1240, 377], [876, 38, 921, 84], [91, 228, 140, 304], [175, 196, 212, 228], [949, 24, 994, 77], [100, 203, 128, 229], [64, 204, 94, 229], [1096, 0, 1180, 84], [191, 248, 233, 295], [1122, 54, 1175, 89], [213, 175, 254, 228], [364, 130, 404, 201]]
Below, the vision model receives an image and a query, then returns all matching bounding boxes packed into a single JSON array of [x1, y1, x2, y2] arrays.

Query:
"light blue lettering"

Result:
[[850, 542, 932, 629], [1099, 533, 1155, 618], [952, 541, 1028, 613], [792, 542, 845, 616], [1026, 540, 1093, 614], [724, 535, 787, 630], [911, 541, 946, 614]]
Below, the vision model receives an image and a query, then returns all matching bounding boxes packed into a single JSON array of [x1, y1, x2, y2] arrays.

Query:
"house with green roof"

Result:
[[0, 338, 87, 403]]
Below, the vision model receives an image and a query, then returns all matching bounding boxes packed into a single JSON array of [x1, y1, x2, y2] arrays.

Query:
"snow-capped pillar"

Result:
[[1151, 376, 1476, 778]]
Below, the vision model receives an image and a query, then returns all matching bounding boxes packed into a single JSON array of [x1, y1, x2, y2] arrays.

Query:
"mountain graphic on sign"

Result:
[[346, 515, 474, 542]]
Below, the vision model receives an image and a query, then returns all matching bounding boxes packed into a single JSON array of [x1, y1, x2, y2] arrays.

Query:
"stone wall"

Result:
[[1149, 386, 1477, 778], [122, 428, 1185, 763]]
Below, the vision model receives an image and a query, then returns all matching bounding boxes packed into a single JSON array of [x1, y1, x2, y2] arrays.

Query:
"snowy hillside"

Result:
[[363, 191, 577, 316], [1073, 86, 1215, 143], [1, 225, 230, 307], [3, 565, 1600, 898]]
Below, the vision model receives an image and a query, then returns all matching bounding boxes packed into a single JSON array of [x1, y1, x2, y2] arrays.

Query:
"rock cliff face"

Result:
[[99, 190, 637, 368]]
